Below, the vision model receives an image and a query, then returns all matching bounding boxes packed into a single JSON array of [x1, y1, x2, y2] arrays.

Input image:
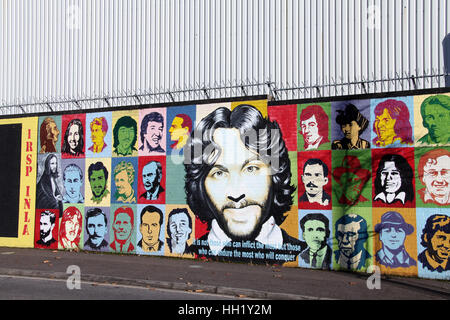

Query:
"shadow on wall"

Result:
[[444, 33, 450, 87]]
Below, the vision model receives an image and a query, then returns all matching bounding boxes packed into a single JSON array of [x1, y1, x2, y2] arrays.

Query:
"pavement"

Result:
[[0, 247, 448, 300]]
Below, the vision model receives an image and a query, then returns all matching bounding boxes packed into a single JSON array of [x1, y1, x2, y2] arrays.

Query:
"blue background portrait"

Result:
[[166, 105, 196, 156], [83, 206, 111, 253], [111, 156, 138, 204], [85, 111, 113, 158], [416, 208, 450, 280], [298, 210, 333, 270], [135, 204, 166, 256]]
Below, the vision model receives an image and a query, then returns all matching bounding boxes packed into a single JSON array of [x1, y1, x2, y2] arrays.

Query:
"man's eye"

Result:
[[245, 166, 259, 173], [212, 170, 226, 179]]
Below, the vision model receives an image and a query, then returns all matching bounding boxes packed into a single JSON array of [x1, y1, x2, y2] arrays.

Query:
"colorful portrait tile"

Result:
[[415, 147, 450, 208], [370, 96, 414, 148], [166, 105, 196, 156], [38, 115, 62, 154], [137, 155, 166, 204], [331, 150, 372, 208], [36, 153, 63, 212], [138, 108, 167, 156], [135, 204, 165, 256], [111, 157, 138, 205], [298, 210, 333, 270], [59, 204, 84, 250], [61, 158, 85, 205], [109, 204, 137, 254], [84, 157, 111, 207], [61, 113, 86, 159], [373, 207, 418, 277], [85, 112, 112, 158], [332, 206, 373, 272], [416, 208, 450, 279], [34, 209, 59, 249], [268, 104, 298, 152], [83, 206, 110, 252], [372, 148, 416, 208], [112, 110, 139, 157], [297, 150, 332, 210], [164, 204, 196, 259], [297, 102, 331, 151], [331, 100, 371, 150], [414, 93, 450, 147]]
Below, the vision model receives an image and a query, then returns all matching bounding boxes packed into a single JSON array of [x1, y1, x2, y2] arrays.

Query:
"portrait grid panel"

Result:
[[27, 94, 450, 279]]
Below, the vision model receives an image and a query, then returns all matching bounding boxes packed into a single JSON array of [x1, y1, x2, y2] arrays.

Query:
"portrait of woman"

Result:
[[62, 118, 85, 156]]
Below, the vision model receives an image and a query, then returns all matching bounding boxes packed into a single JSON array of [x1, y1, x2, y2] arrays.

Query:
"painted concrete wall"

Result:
[[0, 94, 449, 280]]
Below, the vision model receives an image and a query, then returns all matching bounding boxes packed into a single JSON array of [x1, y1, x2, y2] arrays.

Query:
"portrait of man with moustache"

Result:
[[299, 158, 331, 207]]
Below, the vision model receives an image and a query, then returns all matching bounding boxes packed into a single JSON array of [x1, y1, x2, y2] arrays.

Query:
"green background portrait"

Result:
[[109, 203, 137, 254], [332, 206, 373, 272], [332, 150, 372, 208], [297, 102, 332, 151]]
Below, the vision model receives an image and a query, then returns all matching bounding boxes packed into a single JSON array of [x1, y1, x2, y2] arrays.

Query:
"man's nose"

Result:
[[226, 174, 246, 201], [435, 172, 445, 182]]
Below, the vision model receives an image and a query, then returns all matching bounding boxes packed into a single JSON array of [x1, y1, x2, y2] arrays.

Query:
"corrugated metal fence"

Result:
[[1, 0, 449, 114]]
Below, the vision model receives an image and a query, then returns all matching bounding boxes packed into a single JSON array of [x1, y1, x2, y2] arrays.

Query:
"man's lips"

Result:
[[223, 205, 260, 222], [432, 182, 448, 187]]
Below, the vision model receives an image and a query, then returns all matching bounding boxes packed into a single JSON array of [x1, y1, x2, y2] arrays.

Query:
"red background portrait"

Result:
[[61, 113, 86, 159], [267, 104, 298, 151], [34, 209, 59, 249], [297, 150, 332, 210], [137, 156, 166, 204], [372, 148, 416, 208]]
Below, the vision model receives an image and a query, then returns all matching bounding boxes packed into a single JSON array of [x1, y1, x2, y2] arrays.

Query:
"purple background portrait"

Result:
[[331, 100, 371, 145], [83, 206, 110, 253]]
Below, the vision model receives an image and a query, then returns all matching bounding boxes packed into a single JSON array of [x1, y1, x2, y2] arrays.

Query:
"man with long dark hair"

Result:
[[373, 154, 415, 205], [36, 154, 63, 215], [184, 105, 306, 264]]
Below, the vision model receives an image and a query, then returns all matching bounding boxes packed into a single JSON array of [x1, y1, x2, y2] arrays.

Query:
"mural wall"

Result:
[[0, 94, 449, 280]]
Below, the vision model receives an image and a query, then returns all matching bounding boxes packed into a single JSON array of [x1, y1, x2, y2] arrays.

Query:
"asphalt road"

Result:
[[0, 274, 241, 300], [0, 248, 448, 300]]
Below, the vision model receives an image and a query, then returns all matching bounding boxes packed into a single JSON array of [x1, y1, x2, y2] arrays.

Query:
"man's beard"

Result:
[[210, 196, 272, 242], [93, 186, 106, 198], [50, 171, 59, 179], [90, 233, 104, 246], [40, 229, 51, 240]]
